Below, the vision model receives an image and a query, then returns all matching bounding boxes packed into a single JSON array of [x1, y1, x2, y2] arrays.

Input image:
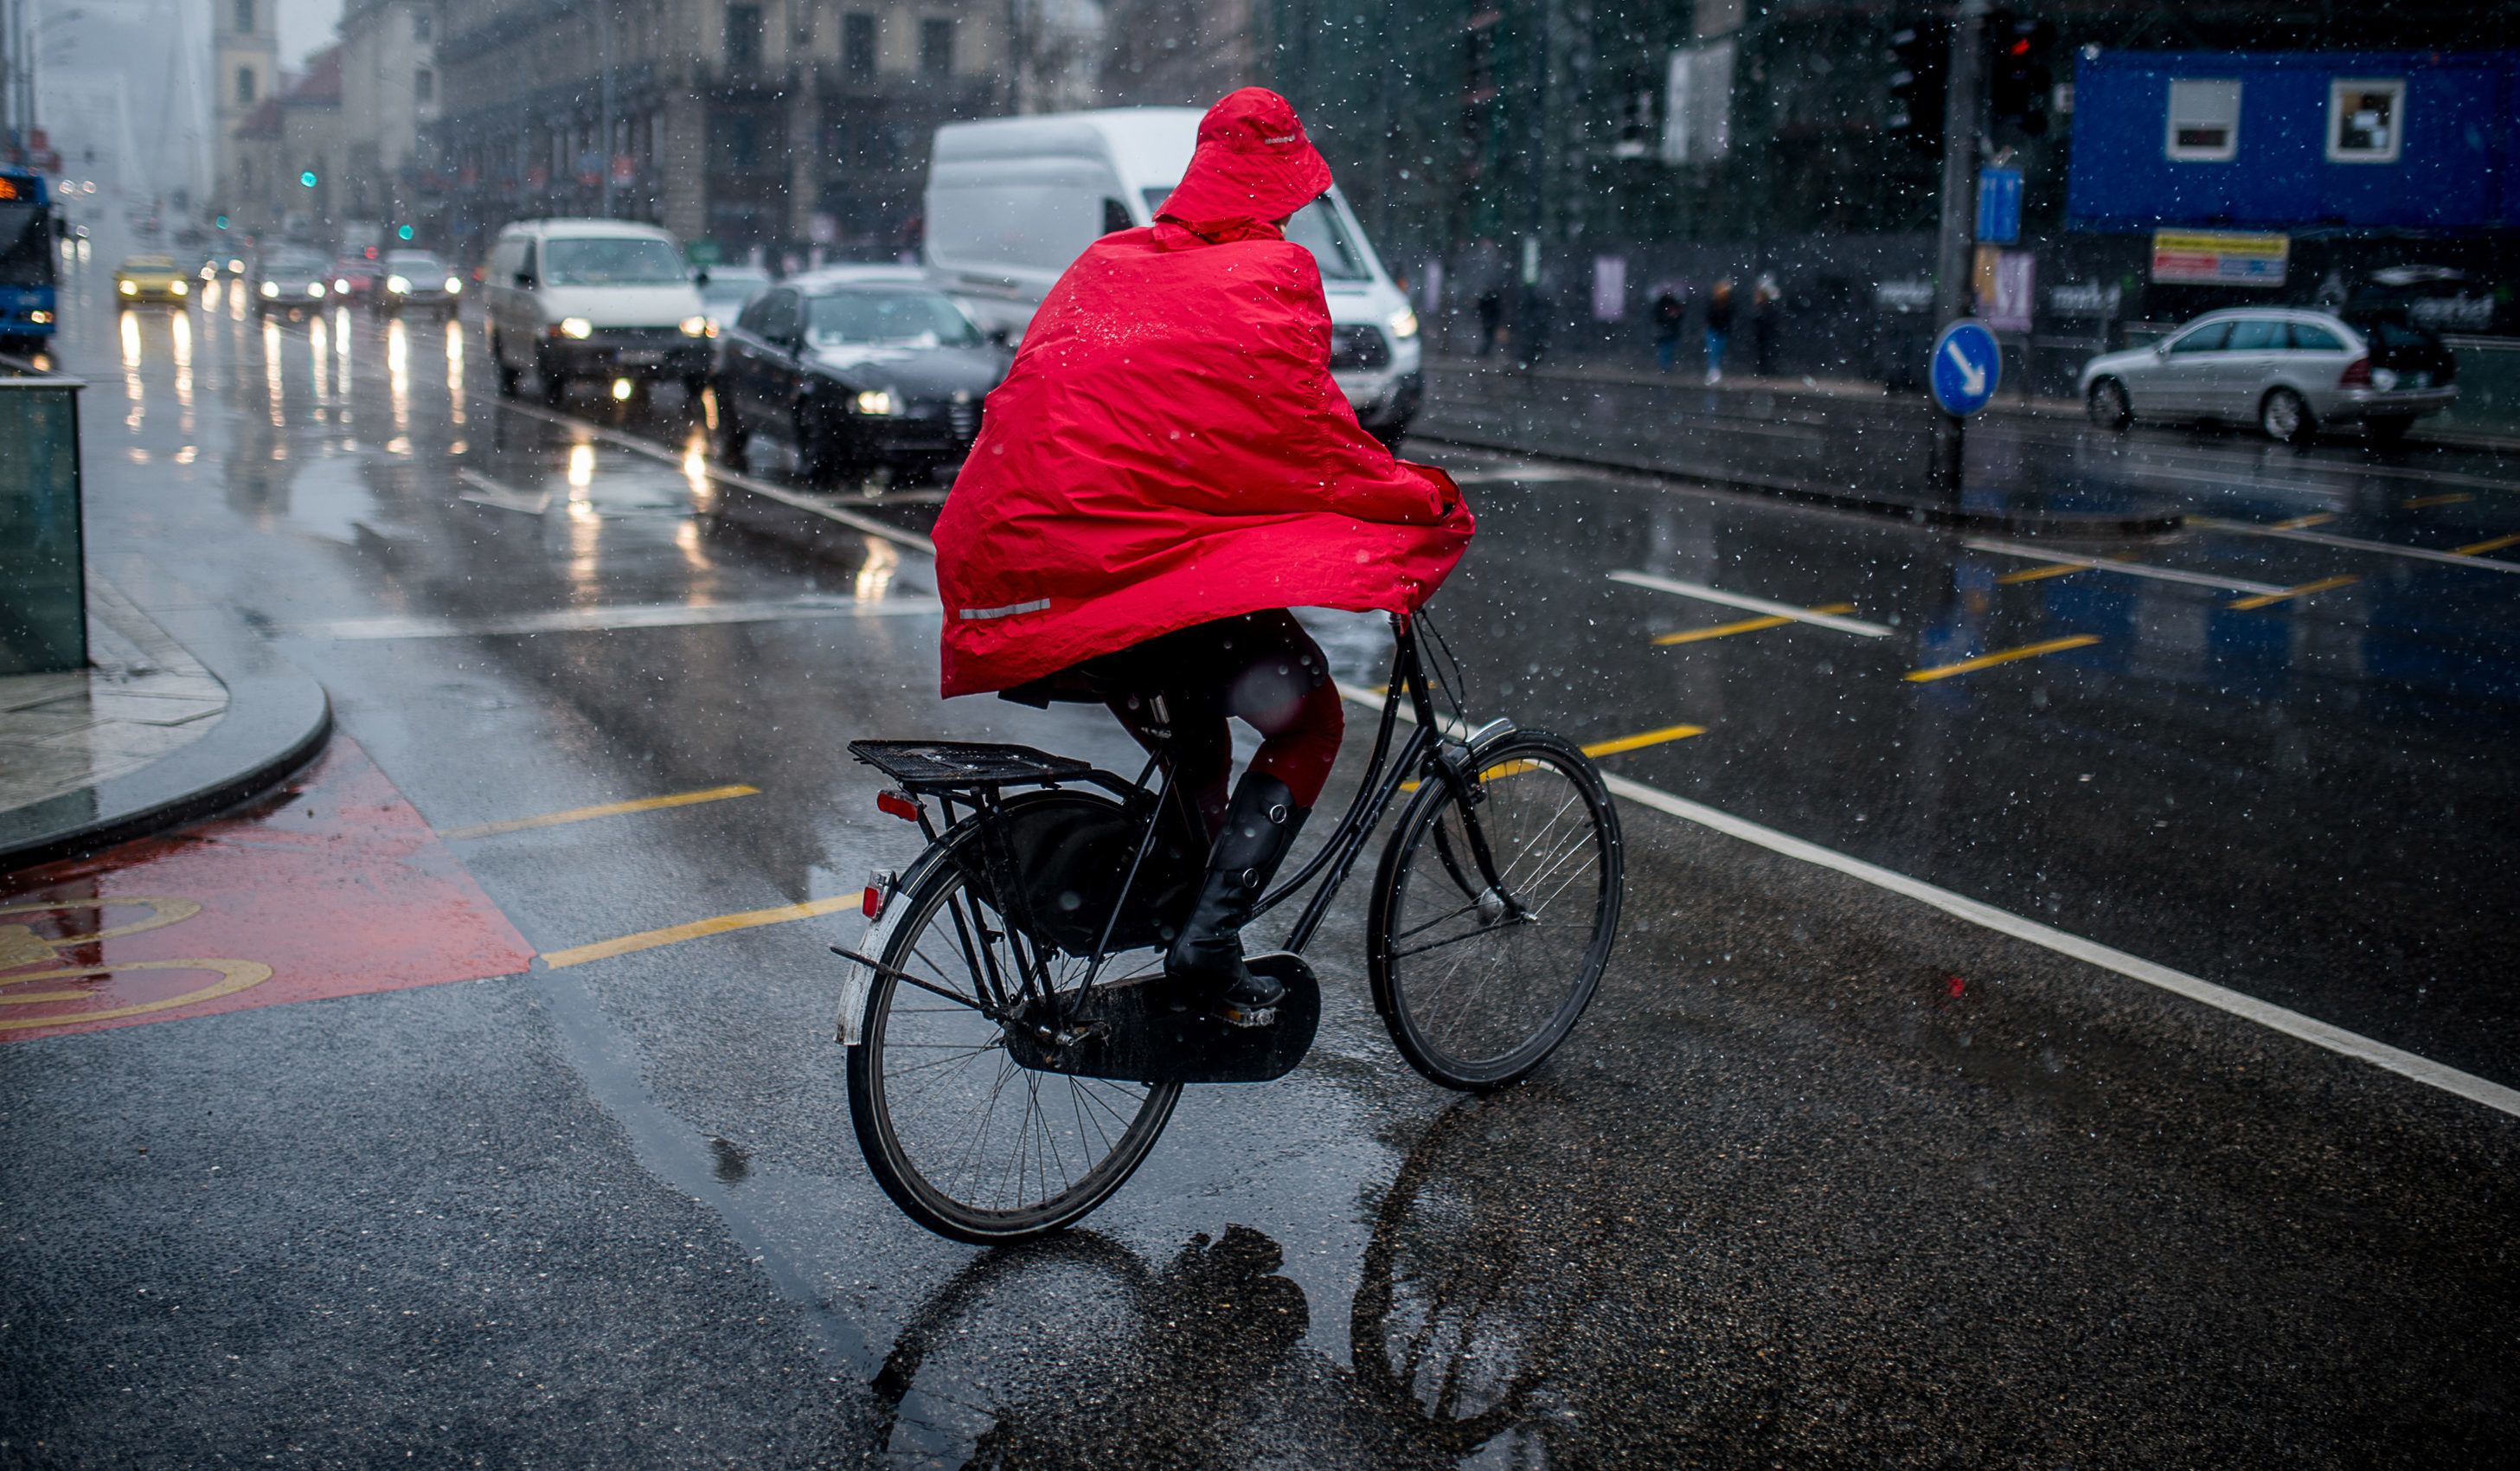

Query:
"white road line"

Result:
[[491, 398, 939, 556], [1333, 678, 2520, 1121], [298, 596, 942, 640], [1963, 537, 2291, 595], [2195, 517, 2520, 574], [1597, 774, 2520, 1121], [453, 468, 551, 515], [1606, 570, 1894, 637], [1448, 464, 1601, 484]]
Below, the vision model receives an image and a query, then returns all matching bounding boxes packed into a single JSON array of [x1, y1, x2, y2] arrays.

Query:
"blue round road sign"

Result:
[[1930, 319, 2002, 417]]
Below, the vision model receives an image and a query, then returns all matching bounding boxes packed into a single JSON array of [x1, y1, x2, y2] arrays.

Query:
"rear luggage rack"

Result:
[[847, 739, 1096, 793]]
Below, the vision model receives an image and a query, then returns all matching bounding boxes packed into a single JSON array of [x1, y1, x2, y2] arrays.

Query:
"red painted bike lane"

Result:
[[0, 739, 536, 1040]]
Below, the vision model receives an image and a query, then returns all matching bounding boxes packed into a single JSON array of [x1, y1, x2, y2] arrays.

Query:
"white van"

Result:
[[482, 219, 713, 402], [924, 109, 1424, 443]]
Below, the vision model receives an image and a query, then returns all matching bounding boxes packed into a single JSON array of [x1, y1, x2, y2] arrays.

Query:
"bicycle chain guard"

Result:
[[1004, 954, 1320, 1085]]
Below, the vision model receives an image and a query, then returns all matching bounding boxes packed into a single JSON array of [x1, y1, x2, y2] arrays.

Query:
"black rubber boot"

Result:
[[1165, 772, 1308, 1025]]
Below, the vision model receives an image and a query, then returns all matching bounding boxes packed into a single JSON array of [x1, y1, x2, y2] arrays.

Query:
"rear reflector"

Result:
[[875, 788, 921, 821], [862, 885, 883, 918]]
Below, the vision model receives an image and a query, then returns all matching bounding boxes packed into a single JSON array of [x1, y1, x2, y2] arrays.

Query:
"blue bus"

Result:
[[0, 165, 60, 355]]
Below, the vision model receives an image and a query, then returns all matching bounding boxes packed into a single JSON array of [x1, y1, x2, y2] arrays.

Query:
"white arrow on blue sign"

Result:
[[1930, 319, 2002, 417]]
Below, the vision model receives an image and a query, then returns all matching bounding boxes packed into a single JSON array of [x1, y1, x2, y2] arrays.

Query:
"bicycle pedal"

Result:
[[1215, 1002, 1278, 1030]]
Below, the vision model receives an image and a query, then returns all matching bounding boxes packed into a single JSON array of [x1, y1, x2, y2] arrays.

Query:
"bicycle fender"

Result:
[[834, 837, 963, 1047]]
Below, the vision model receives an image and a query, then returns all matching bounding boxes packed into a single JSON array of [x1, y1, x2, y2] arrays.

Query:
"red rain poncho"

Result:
[[933, 87, 1474, 699]]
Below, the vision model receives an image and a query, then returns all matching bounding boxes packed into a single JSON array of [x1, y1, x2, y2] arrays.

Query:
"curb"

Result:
[[1412, 424, 2189, 538], [0, 610, 333, 874]]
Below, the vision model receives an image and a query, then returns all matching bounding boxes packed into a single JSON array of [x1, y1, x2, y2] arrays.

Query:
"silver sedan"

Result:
[[2080, 308, 2458, 444]]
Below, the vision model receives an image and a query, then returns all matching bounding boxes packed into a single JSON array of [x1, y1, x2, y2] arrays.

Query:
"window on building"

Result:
[[237, 66, 256, 105], [414, 10, 430, 42], [843, 13, 877, 75], [2328, 78, 2403, 164], [234, 0, 253, 34], [725, 3, 764, 73], [2164, 79, 2240, 162], [920, 17, 954, 76], [414, 67, 433, 103]]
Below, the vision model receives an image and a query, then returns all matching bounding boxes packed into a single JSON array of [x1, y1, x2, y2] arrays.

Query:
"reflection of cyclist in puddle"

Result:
[[864, 1093, 1791, 1466]]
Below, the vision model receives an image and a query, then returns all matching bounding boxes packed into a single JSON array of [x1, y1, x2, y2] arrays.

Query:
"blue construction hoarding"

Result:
[[2066, 49, 2519, 234]]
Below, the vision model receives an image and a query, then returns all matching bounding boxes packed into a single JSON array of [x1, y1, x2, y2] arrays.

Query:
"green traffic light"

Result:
[[299, 170, 317, 187], [215, 215, 229, 228], [398, 224, 414, 240]]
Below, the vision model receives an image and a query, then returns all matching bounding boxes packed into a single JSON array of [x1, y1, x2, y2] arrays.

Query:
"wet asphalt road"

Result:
[[3, 245, 2518, 1468]]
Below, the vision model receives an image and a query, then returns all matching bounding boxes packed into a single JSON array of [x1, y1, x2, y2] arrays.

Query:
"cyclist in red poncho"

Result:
[[934, 87, 1474, 1024]]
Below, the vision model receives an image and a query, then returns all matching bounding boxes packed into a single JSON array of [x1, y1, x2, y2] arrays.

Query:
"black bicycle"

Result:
[[835, 613, 1625, 1243]]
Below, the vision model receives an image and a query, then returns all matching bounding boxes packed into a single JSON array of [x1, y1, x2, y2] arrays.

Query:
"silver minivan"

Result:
[[482, 219, 713, 404], [2081, 308, 2459, 444]]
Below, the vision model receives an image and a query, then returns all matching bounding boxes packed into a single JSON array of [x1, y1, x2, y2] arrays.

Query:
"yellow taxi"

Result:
[[114, 254, 191, 308]]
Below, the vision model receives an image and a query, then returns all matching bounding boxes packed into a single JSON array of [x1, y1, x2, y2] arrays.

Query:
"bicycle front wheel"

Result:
[[1368, 729, 1623, 1091], [847, 825, 1182, 1245]]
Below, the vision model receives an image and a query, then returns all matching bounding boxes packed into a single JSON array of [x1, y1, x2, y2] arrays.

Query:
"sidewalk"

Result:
[[0, 570, 331, 870], [1415, 352, 2182, 536], [1427, 346, 2520, 453]]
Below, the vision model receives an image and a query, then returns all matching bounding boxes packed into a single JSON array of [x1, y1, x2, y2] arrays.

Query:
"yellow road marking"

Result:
[[2454, 532, 2520, 556], [542, 894, 858, 970], [1997, 562, 2089, 584], [2402, 493, 2474, 509], [2228, 575, 2362, 611], [1406, 722, 1707, 789], [2271, 513, 2337, 530], [440, 784, 760, 840], [1654, 604, 1854, 646], [1581, 724, 1708, 757], [1904, 634, 2100, 683]]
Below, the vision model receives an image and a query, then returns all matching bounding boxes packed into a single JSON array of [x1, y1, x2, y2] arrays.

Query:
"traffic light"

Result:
[[396, 224, 414, 241], [1986, 12, 2055, 135], [215, 214, 229, 229], [299, 170, 318, 188], [1885, 20, 1948, 151]]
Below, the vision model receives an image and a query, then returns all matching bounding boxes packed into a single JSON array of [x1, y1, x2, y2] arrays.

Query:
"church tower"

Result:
[[209, 0, 279, 222]]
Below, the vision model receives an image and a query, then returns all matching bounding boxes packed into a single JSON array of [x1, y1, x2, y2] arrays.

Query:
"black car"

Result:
[[711, 274, 1008, 484]]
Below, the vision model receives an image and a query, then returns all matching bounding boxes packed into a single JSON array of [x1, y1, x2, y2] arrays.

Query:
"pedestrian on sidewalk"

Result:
[[1751, 274, 1780, 377], [1703, 278, 1735, 384], [1476, 286, 1504, 358], [1514, 285, 1552, 369], [1651, 286, 1684, 374]]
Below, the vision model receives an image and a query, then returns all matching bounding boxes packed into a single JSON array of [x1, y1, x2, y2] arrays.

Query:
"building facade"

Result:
[[434, 0, 1017, 269], [338, 0, 446, 237], [210, 0, 281, 225]]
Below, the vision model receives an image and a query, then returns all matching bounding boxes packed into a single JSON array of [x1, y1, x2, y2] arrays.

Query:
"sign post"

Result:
[[1928, 0, 1991, 496]]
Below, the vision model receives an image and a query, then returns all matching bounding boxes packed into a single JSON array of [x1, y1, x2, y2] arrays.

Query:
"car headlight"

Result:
[[557, 318, 593, 339], [387, 274, 411, 293], [445, 277, 463, 295], [170, 280, 187, 296], [334, 278, 350, 292], [679, 315, 709, 337], [307, 282, 326, 298], [1387, 306, 1420, 339], [29, 310, 51, 324], [854, 389, 895, 416], [259, 280, 278, 298], [119, 279, 137, 295]]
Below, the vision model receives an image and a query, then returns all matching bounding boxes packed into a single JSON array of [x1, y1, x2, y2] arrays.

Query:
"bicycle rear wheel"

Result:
[[847, 825, 1182, 1244], [1368, 729, 1623, 1091]]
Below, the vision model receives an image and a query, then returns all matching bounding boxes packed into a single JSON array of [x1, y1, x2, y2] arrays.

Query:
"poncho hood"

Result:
[[1151, 87, 1336, 235]]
